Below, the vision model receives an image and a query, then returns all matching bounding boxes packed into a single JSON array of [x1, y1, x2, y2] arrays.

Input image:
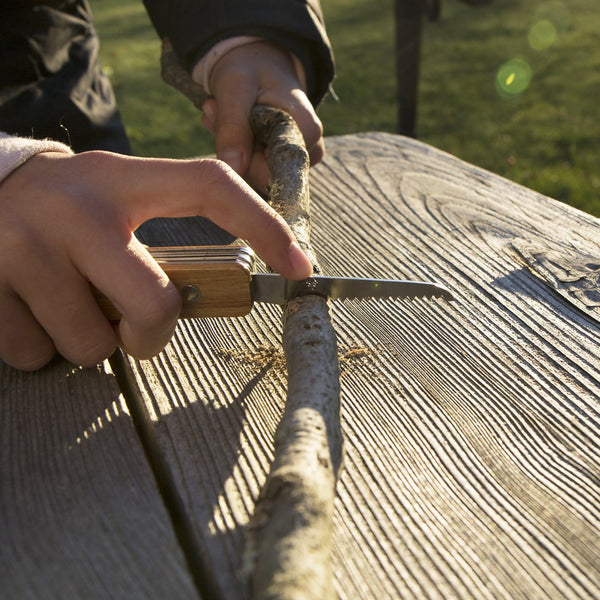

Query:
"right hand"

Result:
[[200, 41, 324, 193], [0, 150, 312, 370]]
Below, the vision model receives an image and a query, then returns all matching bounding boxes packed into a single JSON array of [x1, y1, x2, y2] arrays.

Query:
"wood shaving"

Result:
[[216, 344, 287, 375], [338, 344, 389, 377], [217, 343, 391, 378]]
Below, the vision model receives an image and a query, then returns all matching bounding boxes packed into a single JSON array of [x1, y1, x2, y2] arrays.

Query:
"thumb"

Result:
[[201, 98, 250, 174]]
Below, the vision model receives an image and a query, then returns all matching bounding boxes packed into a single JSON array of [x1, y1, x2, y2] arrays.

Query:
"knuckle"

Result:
[[216, 109, 249, 130], [212, 63, 252, 93], [119, 286, 181, 360], [308, 143, 325, 166], [306, 116, 324, 143], [193, 158, 237, 187], [0, 308, 56, 370], [0, 228, 35, 268]]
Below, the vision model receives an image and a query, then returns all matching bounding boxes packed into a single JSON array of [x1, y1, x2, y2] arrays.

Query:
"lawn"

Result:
[[91, 0, 600, 216]]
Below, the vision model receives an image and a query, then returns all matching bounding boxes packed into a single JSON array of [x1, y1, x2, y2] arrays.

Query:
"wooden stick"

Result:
[[244, 106, 344, 600], [160, 38, 208, 110], [159, 46, 344, 598], [248, 107, 316, 267]]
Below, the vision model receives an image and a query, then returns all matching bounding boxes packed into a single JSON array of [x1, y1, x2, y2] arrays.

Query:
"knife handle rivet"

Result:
[[181, 284, 201, 303]]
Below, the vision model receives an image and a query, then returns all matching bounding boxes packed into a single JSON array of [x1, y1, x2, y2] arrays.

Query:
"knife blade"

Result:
[[95, 245, 453, 320], [251, 273, 453, 304]]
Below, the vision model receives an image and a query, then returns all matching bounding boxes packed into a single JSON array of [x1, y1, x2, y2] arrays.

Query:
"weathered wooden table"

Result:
[[2, 132, 599, 599]]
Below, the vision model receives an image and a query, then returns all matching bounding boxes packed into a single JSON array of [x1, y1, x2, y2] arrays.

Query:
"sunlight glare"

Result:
[[528, 19, 557, 51], [496, 59, 532, 97], [534, 0, 572, 33]]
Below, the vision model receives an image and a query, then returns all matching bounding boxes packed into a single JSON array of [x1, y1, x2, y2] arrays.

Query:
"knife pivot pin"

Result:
[[181, 284, 201, 303]]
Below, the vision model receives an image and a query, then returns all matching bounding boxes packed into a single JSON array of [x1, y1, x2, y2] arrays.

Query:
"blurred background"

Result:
[[91, 0, 599, 216]]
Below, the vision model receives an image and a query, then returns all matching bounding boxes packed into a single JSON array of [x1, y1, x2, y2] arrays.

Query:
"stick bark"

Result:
[[244, 106, 344, 600], [159, 47, 344, 599]]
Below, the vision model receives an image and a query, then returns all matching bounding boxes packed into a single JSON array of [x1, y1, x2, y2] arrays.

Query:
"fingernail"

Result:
[[288, 242, 313, 280], [220, 150, 243, 174]]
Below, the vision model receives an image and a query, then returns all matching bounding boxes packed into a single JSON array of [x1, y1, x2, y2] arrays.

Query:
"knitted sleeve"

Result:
[[0, 132, 73, 184]]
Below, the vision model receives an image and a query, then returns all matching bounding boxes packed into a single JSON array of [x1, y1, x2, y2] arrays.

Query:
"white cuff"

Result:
[[191, 36, 307, 96], [0, 132, 73, 184]]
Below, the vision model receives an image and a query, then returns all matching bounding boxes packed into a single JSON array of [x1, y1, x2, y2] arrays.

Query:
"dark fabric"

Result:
[[142, 0, 335, 106], [0, 0, 131, 153], [0, 0, 334, 153]]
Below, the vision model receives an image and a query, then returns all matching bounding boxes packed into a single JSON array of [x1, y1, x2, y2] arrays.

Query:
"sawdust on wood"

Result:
[[216, 343, 390, 378], [216, 344, 287, 374]]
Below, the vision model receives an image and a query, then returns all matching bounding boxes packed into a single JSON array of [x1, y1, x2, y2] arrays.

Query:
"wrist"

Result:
[[191, 37, 307, 96], [192, 36, 262, 94]]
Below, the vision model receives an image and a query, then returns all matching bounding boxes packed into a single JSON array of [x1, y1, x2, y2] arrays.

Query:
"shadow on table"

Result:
[[123, 340, 282, 600], [0, 356, 199, 598], [492, 266, 600, 330]]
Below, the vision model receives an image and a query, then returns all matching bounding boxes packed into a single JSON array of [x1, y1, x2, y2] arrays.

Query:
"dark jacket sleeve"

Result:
[[141, 0, 334, 106]]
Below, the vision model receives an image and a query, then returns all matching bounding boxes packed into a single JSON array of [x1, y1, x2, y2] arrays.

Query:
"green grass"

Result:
[[91, 0, 600, 216]]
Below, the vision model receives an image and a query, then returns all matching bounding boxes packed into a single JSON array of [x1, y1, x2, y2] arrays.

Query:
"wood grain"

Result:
[[3, 132, 598, 599], [0, 358, 197, 599], [124, 133, 600, 598]]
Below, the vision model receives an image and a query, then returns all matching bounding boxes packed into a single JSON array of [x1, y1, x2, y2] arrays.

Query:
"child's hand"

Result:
[[0, 150, 311, 370], [200, 41, 324, 192]]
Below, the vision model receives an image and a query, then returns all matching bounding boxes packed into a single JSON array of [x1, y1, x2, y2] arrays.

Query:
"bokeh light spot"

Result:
[[496, 59, 532, 97], [528, 19, 557, 51], [535, 0, 571, 33]]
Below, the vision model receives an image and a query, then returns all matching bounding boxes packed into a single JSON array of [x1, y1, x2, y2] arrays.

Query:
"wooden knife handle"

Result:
[[95, 246, 254, 320]]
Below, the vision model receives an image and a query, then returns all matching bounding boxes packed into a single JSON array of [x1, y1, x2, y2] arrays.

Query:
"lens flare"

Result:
[[534, 0, 571, 33], [528, 19, 557, 51], [496, 59, 532, 97]]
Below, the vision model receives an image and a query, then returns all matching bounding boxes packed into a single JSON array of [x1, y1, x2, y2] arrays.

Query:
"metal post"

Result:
[[394, 0, 423, 137]]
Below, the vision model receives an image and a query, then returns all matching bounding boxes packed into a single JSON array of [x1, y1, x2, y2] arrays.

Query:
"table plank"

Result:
[[319, 134, 600, 598], [0, 359, 197, 599], [126, 133, 600, 599]]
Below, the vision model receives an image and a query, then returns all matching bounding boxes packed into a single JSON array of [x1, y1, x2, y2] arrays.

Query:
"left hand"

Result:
[[0, 150, 312, 370], [200, 41, 325, 192]]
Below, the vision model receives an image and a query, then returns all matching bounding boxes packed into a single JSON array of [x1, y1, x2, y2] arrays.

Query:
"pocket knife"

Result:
[[96, 246, 453, 320]]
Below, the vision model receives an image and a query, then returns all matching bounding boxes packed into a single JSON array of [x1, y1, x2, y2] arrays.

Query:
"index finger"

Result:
[[89, 152, 313, 280]]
